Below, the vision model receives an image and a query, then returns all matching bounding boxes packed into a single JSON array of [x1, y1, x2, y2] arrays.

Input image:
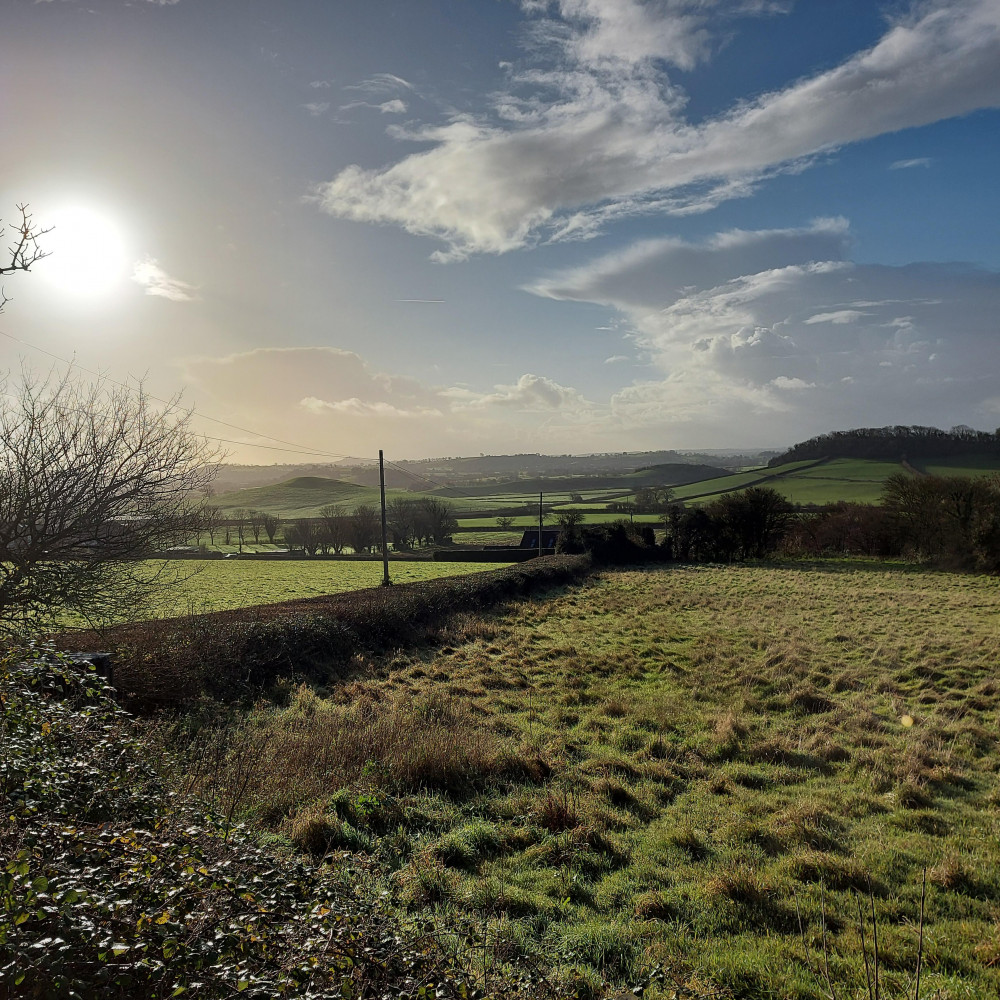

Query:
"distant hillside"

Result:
[[632, 463, 732, 484], [214, 476, 378, 518], [209, 450, 765, 494], [770, 425, 1000, 466], [426, 463, 730, 498]]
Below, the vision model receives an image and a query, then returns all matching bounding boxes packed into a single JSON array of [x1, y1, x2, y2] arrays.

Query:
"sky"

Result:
[[2, 0, 1000, 462]]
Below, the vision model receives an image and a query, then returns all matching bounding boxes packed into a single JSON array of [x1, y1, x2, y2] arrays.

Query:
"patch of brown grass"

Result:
[[704, 863, 772, 904]]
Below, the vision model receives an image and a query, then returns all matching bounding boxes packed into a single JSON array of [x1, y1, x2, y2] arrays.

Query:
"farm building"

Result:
[[519, 528, 561, 549]]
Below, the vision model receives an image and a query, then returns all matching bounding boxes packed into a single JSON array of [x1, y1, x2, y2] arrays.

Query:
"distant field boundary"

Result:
[[56, 555, 592, 712], [677, 456, 832, 503]]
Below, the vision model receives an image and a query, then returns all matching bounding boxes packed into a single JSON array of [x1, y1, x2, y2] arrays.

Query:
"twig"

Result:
[[856, 892, 874, 1000], [914, 867, 926, 1000], [794, 889, 819, 977], [820, 879, 838, 1000], [870, 885, 881, 1000]]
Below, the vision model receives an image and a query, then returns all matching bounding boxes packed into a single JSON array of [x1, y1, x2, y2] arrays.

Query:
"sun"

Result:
[[42, 205, 130, 299]]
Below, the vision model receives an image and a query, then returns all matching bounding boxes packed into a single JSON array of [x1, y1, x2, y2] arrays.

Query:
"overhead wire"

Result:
[[0, 324, 381, 462], [0, 327, 519, 498], [382, 458, 535, 507]]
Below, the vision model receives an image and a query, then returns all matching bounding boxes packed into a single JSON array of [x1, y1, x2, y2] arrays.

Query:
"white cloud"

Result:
[[804, 309, 868, 324], [302, 102, 330, 116], [132, 257, 197, 302], [890, 157, 932, 169], [344, 73, 415, 95], [444, 373, 592, 411], [300, 396, 442, 419], [527, 221, 1000, 443], [605, 354, 629, 363], [315, 0, 1000, 258], [529, 219, 852, 307], [770, 376, 816, 390], [183, 347, 607, 457], [338, 99, 408, 115]]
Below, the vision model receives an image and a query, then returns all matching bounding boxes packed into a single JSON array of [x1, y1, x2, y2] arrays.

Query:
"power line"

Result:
[[383, 458, 528, 506], [0, 325, 380, 462]]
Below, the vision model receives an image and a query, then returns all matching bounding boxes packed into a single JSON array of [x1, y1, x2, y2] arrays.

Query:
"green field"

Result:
[[139, 559, 512, 619], [213, 457, 1000, 528], [667, 460, 818, 502], [669, 455, 1000, 508], [670, 458, 908, 506], [183, 561, 1000, 998], [457, 513, 664, 528], [214, 476, 390, 517], [454, 530, 523, 545], [915, 454, 1000, 478], [764, 458, 906, 505]]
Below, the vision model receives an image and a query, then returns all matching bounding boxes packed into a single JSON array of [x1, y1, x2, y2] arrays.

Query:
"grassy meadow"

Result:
[[179, 561, 1000, 998], [119, 559, 514, 620]]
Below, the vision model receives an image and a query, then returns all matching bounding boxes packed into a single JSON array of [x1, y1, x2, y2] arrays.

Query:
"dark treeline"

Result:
[[558, 486, 796, 564], [769, 424, 1000, 466], [787, 473, 1000, 571], [559, 476, 1000, 572], [286, 498, 458, 555]]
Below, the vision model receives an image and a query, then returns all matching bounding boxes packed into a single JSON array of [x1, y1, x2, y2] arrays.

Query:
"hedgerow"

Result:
[[0, 650, 567, 999], [58, 555, 590, 711]]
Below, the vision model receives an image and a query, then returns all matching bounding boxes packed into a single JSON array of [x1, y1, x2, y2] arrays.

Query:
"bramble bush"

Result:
[[0, 650, 567, 999]]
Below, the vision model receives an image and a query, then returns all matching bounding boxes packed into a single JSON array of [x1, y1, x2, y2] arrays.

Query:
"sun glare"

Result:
[[42, 205, 130, 299]]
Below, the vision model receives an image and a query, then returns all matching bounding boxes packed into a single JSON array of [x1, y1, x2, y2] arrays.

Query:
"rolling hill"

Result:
[[213, 476, 385, 518], [426, 463, 730, 498]]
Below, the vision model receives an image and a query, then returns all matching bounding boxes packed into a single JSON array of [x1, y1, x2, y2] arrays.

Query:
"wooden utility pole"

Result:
[[379, 449, 391, 586], [538, 491, 544, 557]]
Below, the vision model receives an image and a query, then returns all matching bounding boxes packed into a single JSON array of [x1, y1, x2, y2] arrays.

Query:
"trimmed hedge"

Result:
[[56, 555, 591, 712], [433, 548, 553, 562]]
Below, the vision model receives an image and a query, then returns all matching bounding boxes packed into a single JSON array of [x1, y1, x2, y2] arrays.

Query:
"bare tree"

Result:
[[202, 504, 223, 545], [386, 497, 417, 549], [248, 509, 265, 544], [556, 510, 584, 530], [231, 508, 249, 552], [261, 513, 280, 544], [0, 368, 219, 636], [318, 504, 349, 554], [285, 518, 323, 556], [416, 498, 458, 544], [347, 504, 380, 554], [1, 205, 51, 313]]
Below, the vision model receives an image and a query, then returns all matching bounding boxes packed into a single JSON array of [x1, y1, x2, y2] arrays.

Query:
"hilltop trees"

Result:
[[770, 425, 1000, 466], [0, 369, 217, 636]]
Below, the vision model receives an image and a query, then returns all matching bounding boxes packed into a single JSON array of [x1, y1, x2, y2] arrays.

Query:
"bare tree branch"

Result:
[[0, 204, 52, 313], [0, 367, 221, 637]]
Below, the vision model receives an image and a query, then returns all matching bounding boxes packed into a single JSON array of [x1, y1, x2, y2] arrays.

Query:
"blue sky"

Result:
[[2, 0, 1000, 460]]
